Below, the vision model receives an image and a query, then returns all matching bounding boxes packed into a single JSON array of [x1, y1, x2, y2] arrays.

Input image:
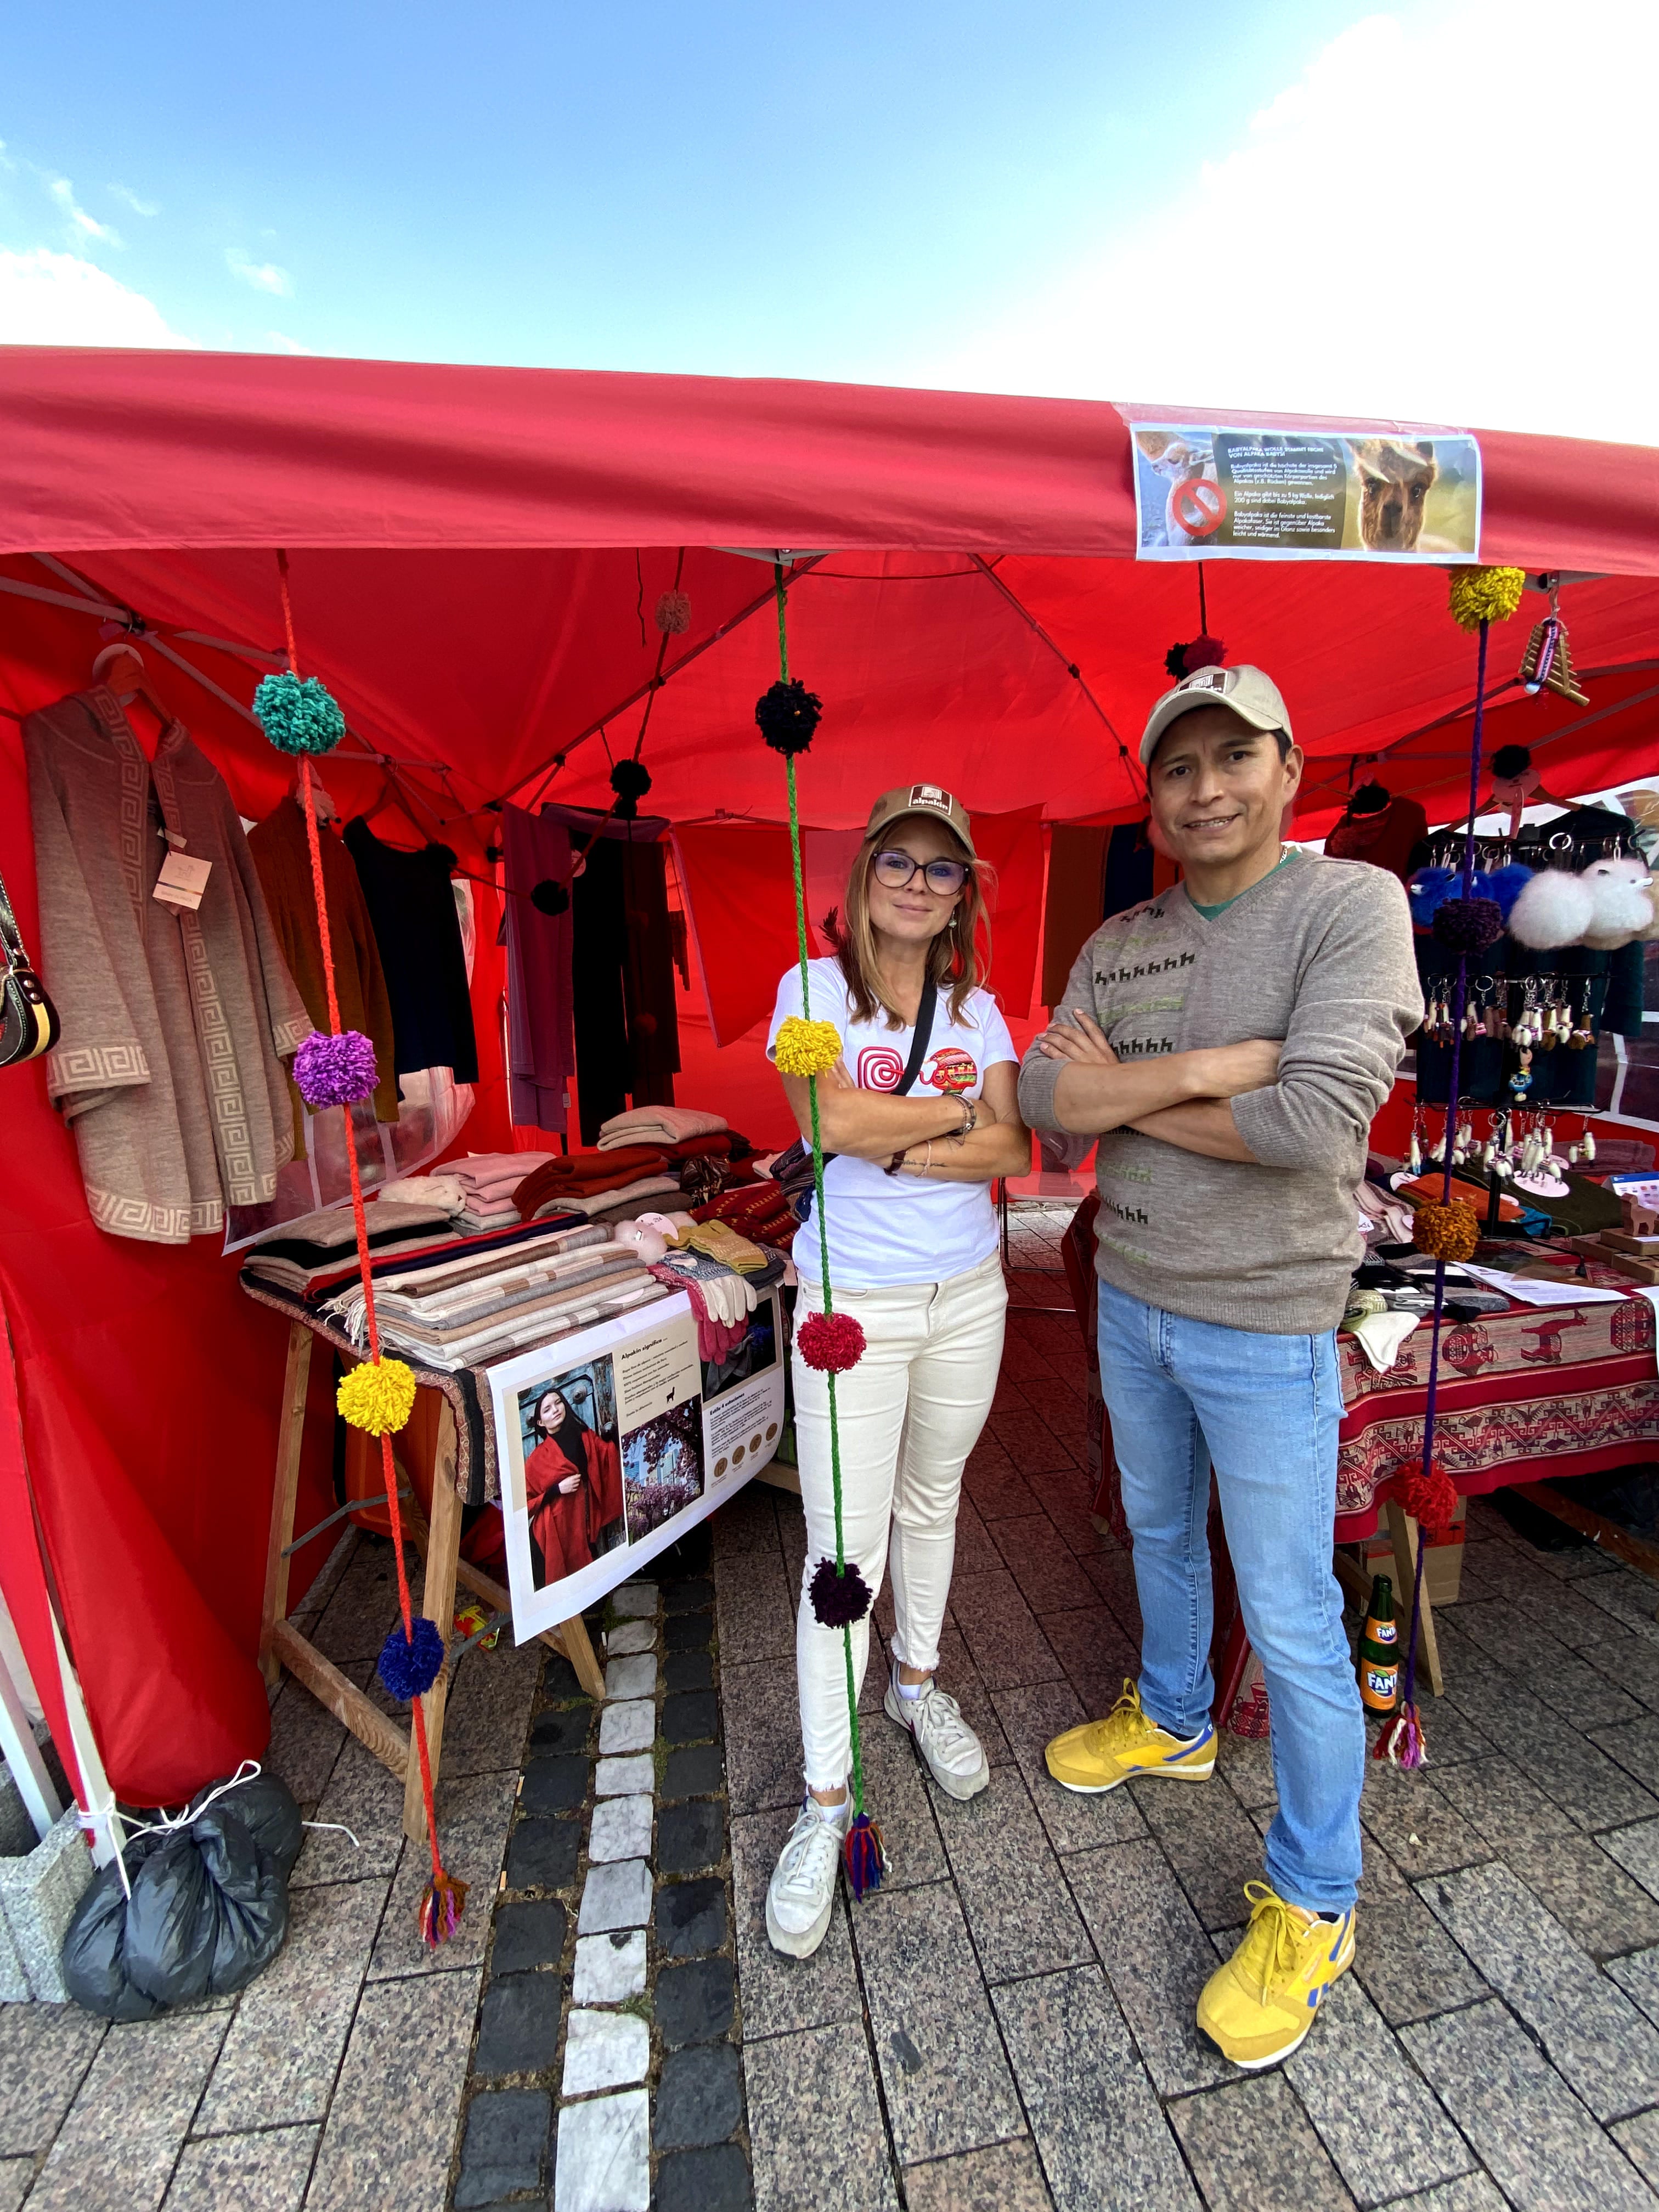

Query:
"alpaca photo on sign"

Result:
[[517, 1356, 626, 1594], [1344, 436, 1479, 555], [1133, 428, 1221, 547]]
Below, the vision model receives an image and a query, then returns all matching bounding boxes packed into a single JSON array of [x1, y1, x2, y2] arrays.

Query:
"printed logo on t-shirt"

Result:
[[924, 1046, 979, 1094], [856, 1043, 908, 1091]]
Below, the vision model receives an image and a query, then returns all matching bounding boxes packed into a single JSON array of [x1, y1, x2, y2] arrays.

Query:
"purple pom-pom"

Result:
[[1432, 896, 1504, 953], [843, 1812, 887, 1900], [809, 1557, 873, 1628], [294, 1028, 379, 1109], [377, 1615, 445, 1701]]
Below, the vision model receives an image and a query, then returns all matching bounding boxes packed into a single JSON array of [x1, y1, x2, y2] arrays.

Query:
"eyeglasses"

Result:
[[872, 849, 970, 895]]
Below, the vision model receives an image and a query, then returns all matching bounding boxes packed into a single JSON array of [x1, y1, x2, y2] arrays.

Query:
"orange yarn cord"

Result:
[[278, 552, 444, 1891]]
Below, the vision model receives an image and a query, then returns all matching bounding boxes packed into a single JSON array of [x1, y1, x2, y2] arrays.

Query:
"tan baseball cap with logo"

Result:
[[1139, 664, 1294, 767], [864, 782, 978, 857]]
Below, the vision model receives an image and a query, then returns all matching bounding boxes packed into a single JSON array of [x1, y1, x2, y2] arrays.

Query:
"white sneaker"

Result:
[[765, 1796, 847, 1959], [884, 1666, 990, 1801]]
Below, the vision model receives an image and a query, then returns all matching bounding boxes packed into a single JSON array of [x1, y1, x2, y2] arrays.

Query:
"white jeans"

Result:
[[791, 1250, 1008, 1791]]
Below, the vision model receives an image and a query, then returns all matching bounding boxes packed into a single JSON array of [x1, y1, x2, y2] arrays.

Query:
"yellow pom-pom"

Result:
[[773, 1015, 842, 1079], [1448, 566, 1526, 632], [1412, 1199, 1481, 1263], [337, 1357, 417, 1435]]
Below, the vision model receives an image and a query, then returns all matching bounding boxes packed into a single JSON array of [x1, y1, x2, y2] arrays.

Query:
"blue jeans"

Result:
[[1097, 1277, 1363, 1913]]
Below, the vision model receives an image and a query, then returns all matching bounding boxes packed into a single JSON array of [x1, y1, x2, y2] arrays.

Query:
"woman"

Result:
[[524, 1386, 624, 1588], [764, 785, 1030, 1957]]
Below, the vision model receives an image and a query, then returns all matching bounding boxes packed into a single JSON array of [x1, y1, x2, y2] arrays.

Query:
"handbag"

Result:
[[772, 975, 938, 1223], [0, 867, 59, 1069]]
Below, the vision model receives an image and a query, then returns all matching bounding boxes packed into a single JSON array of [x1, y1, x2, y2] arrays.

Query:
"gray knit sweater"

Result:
[[1018, 851, 1423, 1335]]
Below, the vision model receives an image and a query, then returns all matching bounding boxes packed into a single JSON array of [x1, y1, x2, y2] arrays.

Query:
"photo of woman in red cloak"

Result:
[[523, 1378, 624, 1590]]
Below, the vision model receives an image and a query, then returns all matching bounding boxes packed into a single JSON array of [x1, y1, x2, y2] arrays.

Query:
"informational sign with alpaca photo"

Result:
[[1131, 422, 1482, 562], [490, 1287, 786, 1638]]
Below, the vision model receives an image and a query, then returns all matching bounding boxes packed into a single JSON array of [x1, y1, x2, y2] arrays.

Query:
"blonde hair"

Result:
[[828, 816, 993, 1029]]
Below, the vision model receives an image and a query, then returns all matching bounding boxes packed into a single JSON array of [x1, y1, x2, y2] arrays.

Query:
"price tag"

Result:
[[153, 851, 213, 911]]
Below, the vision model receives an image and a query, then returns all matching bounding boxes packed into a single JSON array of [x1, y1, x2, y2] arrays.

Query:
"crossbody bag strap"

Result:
[[891, 974, 939, 1095], [0, 869, 29, 972]]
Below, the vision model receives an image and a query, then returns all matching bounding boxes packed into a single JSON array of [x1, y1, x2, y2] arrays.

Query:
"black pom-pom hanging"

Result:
[[610, 758, 653, 819], [1164, 635, 1227, 681], [1432, 896, 1504, 953], [755, 678, 822, 757], [809, 1556, 872, 1628], [531, 879, 569, 917], [1490, 743, 1532, 781]]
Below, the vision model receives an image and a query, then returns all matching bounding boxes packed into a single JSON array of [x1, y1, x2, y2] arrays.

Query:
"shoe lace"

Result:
[[1083, 1679, 1156, 1759], [776, 1803, 840, 1900], [1233, 1882, 1311, 1999], [910, 1684, 975, 1760]]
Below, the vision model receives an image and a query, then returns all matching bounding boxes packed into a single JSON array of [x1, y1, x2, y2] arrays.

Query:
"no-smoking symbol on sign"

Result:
[[1172, 478, 1225, 537]]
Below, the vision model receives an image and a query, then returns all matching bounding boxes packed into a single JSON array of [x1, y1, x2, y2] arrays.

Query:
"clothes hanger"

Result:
[[296, 765, 339, 825], [91, 641, 173, 732]]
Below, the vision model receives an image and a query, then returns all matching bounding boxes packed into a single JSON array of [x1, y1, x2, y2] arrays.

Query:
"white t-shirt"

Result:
[[766, 958, 1017, 1289]]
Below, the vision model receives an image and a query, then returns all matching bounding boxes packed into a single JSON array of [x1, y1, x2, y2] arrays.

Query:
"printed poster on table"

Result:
[[490, 1286, 786, 1640], [1130, 423, 1481, 562]]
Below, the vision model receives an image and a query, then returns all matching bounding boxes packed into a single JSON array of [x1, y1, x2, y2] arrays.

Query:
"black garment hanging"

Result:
[[342, 819, 479, 1082]]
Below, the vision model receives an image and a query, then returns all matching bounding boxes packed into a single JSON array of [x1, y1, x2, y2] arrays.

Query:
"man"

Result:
[[1017, 663, 1421, 2069]]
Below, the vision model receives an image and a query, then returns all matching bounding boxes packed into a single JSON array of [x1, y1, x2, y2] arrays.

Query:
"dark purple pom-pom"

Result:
[[294, 1028, 379, 1109], [809, 1556, 872, 1628], [843, 1812, 887, 1900], [610, 758, 653, 819], [1432, 896, 1504, 953], [1164, 635, 1226, 680], [531, 878, 569, 916], [377, 1614, 445, 1700], [755, 678, 822, 756]]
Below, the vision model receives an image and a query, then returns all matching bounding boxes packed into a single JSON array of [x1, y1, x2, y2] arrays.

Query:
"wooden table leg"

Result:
[[1385, 1499, 1444, 1697], [259, 1322, 314, 1688], [405, 1400, 462, 1844]]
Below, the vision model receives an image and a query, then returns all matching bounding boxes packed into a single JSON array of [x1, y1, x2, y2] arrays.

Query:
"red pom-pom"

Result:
[[797, 1311, 866, 1374], [843, 1812, 887, 1900], [1399, 1459, 1458, 1542]]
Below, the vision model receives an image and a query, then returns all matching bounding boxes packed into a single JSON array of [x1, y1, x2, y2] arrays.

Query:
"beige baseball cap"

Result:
[[864, 782, 977, 857], [1139, 663, 1293, 767]]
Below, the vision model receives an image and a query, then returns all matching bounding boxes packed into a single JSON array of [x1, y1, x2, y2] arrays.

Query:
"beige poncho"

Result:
[[24, 687, 312, 1244]]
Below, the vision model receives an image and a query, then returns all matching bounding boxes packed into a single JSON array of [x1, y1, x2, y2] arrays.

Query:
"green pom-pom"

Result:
[[253, 670, 347, 757]]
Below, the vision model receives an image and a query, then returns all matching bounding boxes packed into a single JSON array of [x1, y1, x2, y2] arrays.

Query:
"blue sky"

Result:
[[2, 1, 1653, 442]]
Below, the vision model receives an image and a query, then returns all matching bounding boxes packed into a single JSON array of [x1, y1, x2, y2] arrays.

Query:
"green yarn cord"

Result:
[[775, 561, 867, 1825]]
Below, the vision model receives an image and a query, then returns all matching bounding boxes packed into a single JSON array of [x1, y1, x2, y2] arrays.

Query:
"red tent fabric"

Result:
[[0, 347, 1655, 1804]]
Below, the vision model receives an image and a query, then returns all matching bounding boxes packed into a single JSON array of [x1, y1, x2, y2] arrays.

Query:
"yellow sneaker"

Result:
[[1044, 1680, 1216, 1795], [1197, 1883, 1356, 2069]]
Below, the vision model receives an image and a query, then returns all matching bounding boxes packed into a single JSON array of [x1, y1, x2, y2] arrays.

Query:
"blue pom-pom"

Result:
[[254, 670, 347, 757], [1487, 862, 1533, 921], [377, 1615, 445, 1700], [843, 1812, 887, 1901], [1407, 867, 1456, 927]]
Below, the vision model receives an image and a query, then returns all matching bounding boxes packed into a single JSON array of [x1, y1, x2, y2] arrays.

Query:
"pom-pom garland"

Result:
[[796, 1311, 867, 1374], [609, 758, 653, 819], [843, 1811, 887, 1900], [1399, 1459, 1459, 1542], [337, 1356, 418, 1436], [253, 670, 347, 757], [809, 1556, 873, 1627], [531, 878, 570, 917], [772, 1015, 843, 1077], [1432, 896, 1504, 953], [755, 678, 822, 756], [1448, 566, 1526, 633], [1412, 1199, 1481, 1263], [293, 1028, 379, 1110], [654, 589, 691, 636], [377, 1613, 446, 1700], [419, 1867, 469, 1947], [1164, 634, 1227, 680]]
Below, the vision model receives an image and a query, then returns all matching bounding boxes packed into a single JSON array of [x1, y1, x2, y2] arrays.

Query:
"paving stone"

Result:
[[563, 2007, 651, 2095], [579, 1857, 654, 1934], [1432, 1756, 1580, 1856], [455, 2089, 551, 2207], [531, 1705, 594, 1756], [665, 1743, 728, 1800], [951, 1494, 1007, 1580], [715, 1543, 797, 1664], [0, 2159, 29, 2212], [947, 1568, 1064, 1690], [289, 1729, 405, 1885], [934, 1624, 1014, 1768], [554, 2086, 650, 2212], [1450, 1599, 1644, 1728], [521, 1753, 589, 1812], [1359, 1762, 1492, 1879], [852, 1880, 1026, 2164], [1035, 1602, 1142, 1708], [1284, 1971, 1475, 2204], [1614, 2109, 1659, 2192], [1418, 1859, 1659, 2121], [656, 2143, 755, 2211], [611, 1582, 659, 1619], [1351, 1891, 1489, 2028], [667, 1650, 715, 1692], [604, 1653, 659, 1700], [589, 1793, 654, 1864], [989, 1408, 1078, 1477], [1065, 1839, 1233, 2096], [370, 1763, 520, 1979], [507, 1815, 581, 1891], [160, 2123, 319, 2211], [962, 1443, 1042, 1523], [657, 2041, 743, 2149], [857, 1716, 949, 1890], [309, 1963, 482, 2205], [903, 2138, 1056, 2212], [606, 1619, 656, 1655], [439, 1634, 545, 1778], [730, 1807, 862, 2040], [1132, 1768, 1268, 1931], [596, 1753, 656, 1797], [928, 1763, 1092, 1982], [540, 1648, 591, 1702], [310, 1537, 407, 1663], [1581, 1572, 1659, 1644], [599, 1699, 656, 1755], [991, 1678, 1149, 1856], [667, 1611, 718, 1653], [658, 1955, 737, 2047], [492, 1897, 568, 1975], [656, 1875, 728, 1956], [573, 1928, 648, 2003], [1584, 1624, 1659, 1710], [1168, 2071, 1351, 2211], [473, 1970, 565, 2075], [24, 2007, 228, 2212], [992, 1964, 1198, 2211], [664, 1689, 721, 1743], [1604, 1818, 1659, 1902], [658, 1797, 725, 1875], [743, 2024, 899, 2212], [1505, 1829, 1659, 1958], [721, 1661, 803, 1813], [264, 1672, 349, 1807], [0, 1999, 107, 2154], [1403, 1998, 1656, 2212], [990, 1513, 1099, 1613], [195, 1874, 386, 2131], [665, 1577, 714, 1614], [1368, 2179, 1507, 2212]]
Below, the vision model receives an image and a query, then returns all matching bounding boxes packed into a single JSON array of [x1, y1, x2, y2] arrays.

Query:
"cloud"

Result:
[[263, 330, 313, 354], [0, 247, 196, 347], [225, 248, 292, 297], [108, 183, 159, 217], [46, 174, 121, 248], [936, 1, 1659, 446]]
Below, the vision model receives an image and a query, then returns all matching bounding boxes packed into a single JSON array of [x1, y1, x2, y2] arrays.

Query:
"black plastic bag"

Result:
[[191, 1770, 303, 1879], [59, 1834, 167, 2021]]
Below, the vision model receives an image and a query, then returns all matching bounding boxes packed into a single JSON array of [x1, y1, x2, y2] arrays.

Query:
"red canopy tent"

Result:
[[1, 346, 1655, 1807]]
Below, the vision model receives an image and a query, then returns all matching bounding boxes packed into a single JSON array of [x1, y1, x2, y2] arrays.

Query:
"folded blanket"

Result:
[[598, 1106, 727, 1149], [379, 1173, 467, 1213], [533, 1175, 681, 1221]]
